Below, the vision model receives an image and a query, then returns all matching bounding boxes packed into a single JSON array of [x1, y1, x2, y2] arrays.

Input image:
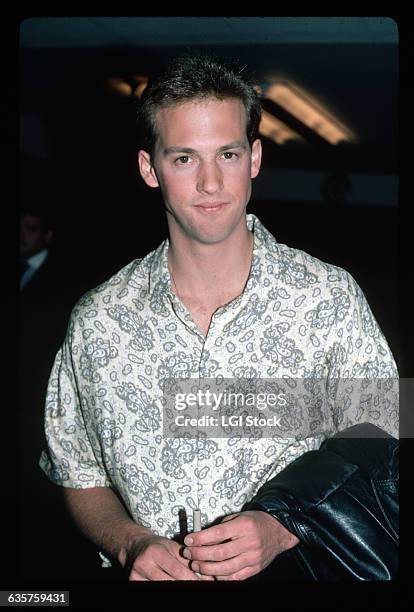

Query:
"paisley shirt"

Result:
[[39, 214, 398, 542]]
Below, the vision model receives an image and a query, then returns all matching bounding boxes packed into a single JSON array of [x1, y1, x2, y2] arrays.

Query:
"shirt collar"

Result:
[[27, 249, 48, 271], [148, 238, 173, 298]]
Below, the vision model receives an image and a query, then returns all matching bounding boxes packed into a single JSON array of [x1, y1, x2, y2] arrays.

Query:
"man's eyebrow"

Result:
[[163, 146, 198, 156], [163, 141, 247, 156], [217, 141, 247, 152]]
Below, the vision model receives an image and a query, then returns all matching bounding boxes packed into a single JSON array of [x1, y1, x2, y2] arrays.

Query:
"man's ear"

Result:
[[250, 139, 262, 179], [138, 150, 159, 188]]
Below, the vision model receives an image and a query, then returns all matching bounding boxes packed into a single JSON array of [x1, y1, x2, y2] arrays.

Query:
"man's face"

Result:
[[138, 97, 261, 245], [20, 213, 52, 259]]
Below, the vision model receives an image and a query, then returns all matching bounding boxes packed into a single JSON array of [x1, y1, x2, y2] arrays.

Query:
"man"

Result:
[[19, 197, 106, 581], [20, 203, 81, 479], [20, 209, 54, 290], [39, 55, 398, 581]]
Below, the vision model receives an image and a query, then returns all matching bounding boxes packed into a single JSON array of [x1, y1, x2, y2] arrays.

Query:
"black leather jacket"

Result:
[[243, 423, 399, 580]]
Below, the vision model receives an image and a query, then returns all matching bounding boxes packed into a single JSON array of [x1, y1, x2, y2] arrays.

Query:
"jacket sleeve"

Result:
[[242, 423, 399, 581]]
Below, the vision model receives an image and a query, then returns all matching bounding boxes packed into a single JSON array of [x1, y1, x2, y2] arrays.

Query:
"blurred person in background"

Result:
[[19, 155, 102, 582]]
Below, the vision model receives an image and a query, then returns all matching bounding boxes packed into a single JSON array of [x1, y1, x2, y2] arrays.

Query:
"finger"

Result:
[[129, 564, 172, 581], [183, 538, 242, 562], [215, 566, 255, 581], [129, 569, 149, 581], [162, 556, 201, 581], [171, 548, 203, 579], [197, 572, 216, 581], [176, 550, 194, 568], [133, 549, 200, 581], [143, 567, 176, 581], [184, 516, 242, 547], [192, 552, 250, 577]]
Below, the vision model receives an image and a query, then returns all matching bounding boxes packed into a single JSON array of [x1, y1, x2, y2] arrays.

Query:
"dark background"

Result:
[[14, 17, 403, 590]]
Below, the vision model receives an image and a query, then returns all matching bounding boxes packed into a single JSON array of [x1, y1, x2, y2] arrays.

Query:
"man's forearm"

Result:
[[62, 486, 152, 567]]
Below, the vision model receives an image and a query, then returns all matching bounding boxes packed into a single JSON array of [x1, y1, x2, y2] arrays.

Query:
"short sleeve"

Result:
[[325, 272, 398, 438], [39, 324, 113, 488]]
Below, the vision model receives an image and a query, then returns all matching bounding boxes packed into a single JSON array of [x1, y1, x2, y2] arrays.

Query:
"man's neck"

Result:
[[167, 224, 253, 307]]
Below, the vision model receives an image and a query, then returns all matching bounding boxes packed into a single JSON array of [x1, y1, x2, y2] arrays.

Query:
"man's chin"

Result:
[[188, 228, 236, 246], [167, 209, 247, 246]]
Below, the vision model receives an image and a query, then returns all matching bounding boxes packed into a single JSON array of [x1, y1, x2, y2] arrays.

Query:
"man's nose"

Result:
[[196, 160, 223, 195]]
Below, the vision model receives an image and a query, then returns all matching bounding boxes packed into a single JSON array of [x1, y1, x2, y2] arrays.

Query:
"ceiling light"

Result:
[[259, 109, 304, 145], [105, 75, 148, 98], [265, 82, 355, 145]]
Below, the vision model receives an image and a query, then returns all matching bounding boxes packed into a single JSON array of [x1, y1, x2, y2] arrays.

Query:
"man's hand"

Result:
[[124, 534, 215, 581], [182, 511, 300, 580]]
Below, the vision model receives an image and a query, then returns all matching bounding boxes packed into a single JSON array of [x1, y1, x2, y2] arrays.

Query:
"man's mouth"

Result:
[[195, 202, 227, 212]]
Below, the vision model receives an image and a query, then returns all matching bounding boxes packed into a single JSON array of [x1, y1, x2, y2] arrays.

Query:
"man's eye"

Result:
[[222, 152, 237, 160], [176, 156, 190, 164]]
